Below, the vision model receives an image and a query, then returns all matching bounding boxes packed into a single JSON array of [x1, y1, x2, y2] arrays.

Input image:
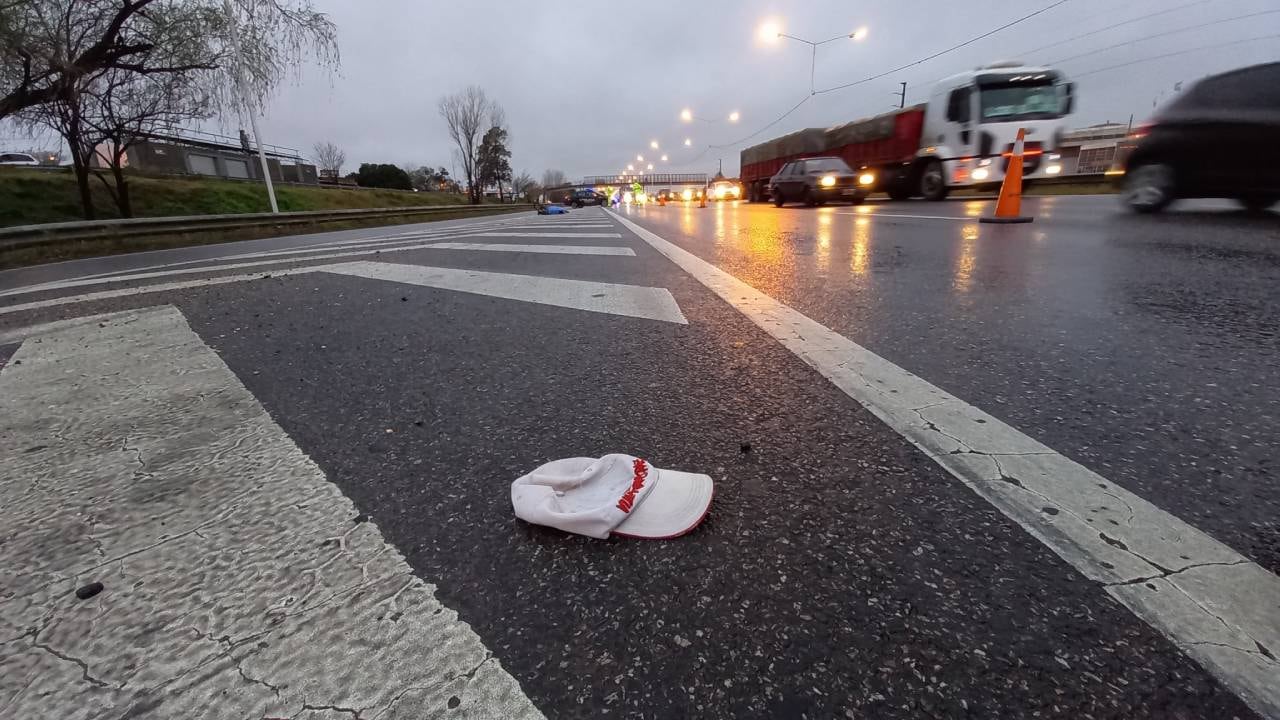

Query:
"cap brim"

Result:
[[612, 469, 714, 540]]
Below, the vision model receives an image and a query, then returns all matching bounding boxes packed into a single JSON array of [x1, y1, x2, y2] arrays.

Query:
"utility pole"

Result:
[[223, 0, 279, 214], [897, 82, 907, 109]]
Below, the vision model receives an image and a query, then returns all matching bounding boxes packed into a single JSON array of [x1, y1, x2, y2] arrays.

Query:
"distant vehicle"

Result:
[[679, 187, 703, 202], [1120, 62, 1280, 213], [740, 61, 1074, 202], [768, 156, 870, 206], [654, 189, 677, 204], [569, 189, 606, 208], [0, 152, 40, 166], [707, 179, 741, 201]]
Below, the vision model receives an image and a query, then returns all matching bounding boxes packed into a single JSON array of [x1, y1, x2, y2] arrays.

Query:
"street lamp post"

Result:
[[223, 0, 278, 214], [771, 25, 868, 95]]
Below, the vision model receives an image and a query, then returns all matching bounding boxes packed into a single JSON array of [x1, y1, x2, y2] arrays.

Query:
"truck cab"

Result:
[[912, 62, 1074, 200]]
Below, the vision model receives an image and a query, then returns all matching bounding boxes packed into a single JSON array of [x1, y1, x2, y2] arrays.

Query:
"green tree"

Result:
[[355, 163, 412, 190], [477, 124, 511, 202]]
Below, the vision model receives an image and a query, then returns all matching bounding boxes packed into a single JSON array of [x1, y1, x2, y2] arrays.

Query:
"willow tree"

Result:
[[2, 0, 338, 217]]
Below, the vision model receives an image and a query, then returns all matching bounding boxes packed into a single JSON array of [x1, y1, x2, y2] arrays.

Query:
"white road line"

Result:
[[611, 211, 1280, 718], [68, 228, 482, 281], [418, 243, 634, 256], [0, 268, 316, 317], [320, 261, 686, 324], [471, 232, 623, 239], [496, 221, 616, 226], [0, 306, 544, 718], [27, 215, 534, 286], [0, 232, 568, 300]]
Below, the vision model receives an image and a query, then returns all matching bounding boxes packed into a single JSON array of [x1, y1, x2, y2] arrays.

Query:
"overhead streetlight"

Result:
[[763, 19, 870, 94], [647, 163, 654, 170], [650, 140, 659, 149], [680, 108, 693, 122], [660, 154, 668, 162], [637, 154, 644, 162], [627, 163, 635, 170], [728, 111, 740, 123], [758, 20, 782, 44], [684, 138, 692, 146]]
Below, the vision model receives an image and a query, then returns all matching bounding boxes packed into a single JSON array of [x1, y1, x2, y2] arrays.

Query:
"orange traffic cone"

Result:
[[980, 127, 1034, 224]]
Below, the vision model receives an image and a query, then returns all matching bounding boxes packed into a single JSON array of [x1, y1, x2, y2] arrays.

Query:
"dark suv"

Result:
[[1121, 62, 1280, 213], [769, 156, 872, 207], [568, 189, 606, 208]]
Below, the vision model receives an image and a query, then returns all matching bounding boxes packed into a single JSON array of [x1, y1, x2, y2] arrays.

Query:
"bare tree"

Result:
[[313, 140, 345, 178], [439, 85, 498, 205], [511, 171, 537, 201], [541, 169, 567, 188], [81, 67, 211, 217]]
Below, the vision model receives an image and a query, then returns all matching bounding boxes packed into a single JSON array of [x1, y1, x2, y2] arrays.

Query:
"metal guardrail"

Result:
[[0, 204, 534, 253]]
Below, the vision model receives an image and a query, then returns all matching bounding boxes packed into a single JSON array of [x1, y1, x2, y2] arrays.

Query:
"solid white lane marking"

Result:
[[418, 243, 634, 256], [10, 215, 532, 287], [68, 228, 484, 281], [471, 232, 623, 239], [0, 231, 586, 300], [0, 268, 315, 317], [611, 211, 1280, 718], [0, 306, 544, 718], [319, 261, 686, 324], [496, 221, 616, 226]]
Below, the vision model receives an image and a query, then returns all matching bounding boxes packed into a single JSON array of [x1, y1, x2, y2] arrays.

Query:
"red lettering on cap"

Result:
[[617, 459, 649, 513]]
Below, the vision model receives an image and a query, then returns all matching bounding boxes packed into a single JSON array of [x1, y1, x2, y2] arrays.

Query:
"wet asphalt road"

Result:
[[1, 199, 1276, 719], [620, 196, 1280, 576]]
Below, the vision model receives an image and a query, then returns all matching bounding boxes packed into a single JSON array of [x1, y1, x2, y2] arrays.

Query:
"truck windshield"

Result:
[[979, 83, 1062, 122]]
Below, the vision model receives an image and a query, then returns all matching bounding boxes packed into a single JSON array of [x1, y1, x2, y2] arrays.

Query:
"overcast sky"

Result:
[[12, 0, 1274, 177]]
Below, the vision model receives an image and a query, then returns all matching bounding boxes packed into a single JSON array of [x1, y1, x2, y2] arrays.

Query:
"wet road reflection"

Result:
[[622, 196, 1280, 575]]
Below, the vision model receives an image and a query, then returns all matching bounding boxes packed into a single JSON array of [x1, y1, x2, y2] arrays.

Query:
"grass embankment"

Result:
[[0, 167, 470, 227], [0, 167, 528, 268]]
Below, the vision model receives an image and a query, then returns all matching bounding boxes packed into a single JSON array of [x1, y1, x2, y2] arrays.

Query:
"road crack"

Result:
[[28, 634, 112, 689]]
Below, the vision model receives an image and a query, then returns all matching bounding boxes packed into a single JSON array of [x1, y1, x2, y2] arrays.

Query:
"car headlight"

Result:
[[681, 189, 692, 201], [858, 172, 875, 186], [820, 175, 836, 187], [971, 167, 990, 181], [1046, 164, 1062, 175], [731, 186, 740, 196]]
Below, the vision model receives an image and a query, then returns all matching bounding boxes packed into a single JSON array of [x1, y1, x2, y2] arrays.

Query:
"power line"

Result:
[[1049, 9, 1280, 67], [812, 0, 1072, 95], [708, 94, 811, 150], [1016, 0, 1211, 59], [902, 0, 1219, 103], [1071, 32, 1280, 79]]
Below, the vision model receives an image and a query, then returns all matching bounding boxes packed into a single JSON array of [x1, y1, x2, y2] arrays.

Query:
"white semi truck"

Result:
[[740, 61, 1076, 202]]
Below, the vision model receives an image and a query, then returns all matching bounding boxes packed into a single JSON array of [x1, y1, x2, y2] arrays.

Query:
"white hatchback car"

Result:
[[0, 152, 40, 166]]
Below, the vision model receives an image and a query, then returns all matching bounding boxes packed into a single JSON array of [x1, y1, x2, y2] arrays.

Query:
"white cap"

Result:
[[511, 454, 714, 539]]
